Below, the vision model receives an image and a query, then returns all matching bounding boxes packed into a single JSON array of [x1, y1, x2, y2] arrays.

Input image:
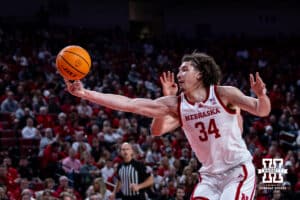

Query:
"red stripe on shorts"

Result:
[[190, 174, 209, 200], [250, 175, 256, 200], [235, 164, 248, 200]]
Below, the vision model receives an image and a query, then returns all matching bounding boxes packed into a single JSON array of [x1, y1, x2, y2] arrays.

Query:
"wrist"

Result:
[[79, 89, 88, 98], [257, 94, 267, 99], [257, 92, 267, 98], [257, 88, 267, 98]]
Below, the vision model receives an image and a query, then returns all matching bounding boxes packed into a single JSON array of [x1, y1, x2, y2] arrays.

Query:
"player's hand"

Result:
[[250, 72, 267, 97], [64, 79, 85, 97], [160, 71, 178, 96], [130, 183, 140, 192]]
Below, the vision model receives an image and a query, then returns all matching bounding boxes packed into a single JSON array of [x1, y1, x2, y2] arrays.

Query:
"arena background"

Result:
[[0, 0, 299, 199]]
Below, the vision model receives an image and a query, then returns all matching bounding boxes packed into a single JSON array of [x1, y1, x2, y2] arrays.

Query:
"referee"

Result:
[[112, 142, 154, 200]]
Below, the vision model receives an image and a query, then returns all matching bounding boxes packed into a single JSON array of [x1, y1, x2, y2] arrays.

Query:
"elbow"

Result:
[[258, 112, 269, 117], [263, 109, 271, 117], [256, 100, 271, 117], [257, 107, 271, 117]]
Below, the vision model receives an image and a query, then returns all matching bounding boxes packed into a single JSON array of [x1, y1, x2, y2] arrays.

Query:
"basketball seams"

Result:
[[56, 58, 76, 79], [56, 45, 91, 80], [59, 55, 86, 75], [63, 50, 90, 67]]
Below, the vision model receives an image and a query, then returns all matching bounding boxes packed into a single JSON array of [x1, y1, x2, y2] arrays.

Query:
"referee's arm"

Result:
[[130, 175, 154, 192]]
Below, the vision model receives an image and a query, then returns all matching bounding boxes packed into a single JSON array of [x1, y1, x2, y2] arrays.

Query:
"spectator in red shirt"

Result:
[[9, 178, 33, 200], [53, 112, 73, 140], [54, 176, 82, 200], [41, 142, 60, 178], [53, 175, 69, 197], [36, 106, 55, 129], [0, 160, 19, 196]]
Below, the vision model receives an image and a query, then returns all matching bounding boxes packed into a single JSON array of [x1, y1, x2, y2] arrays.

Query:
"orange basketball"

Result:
[[56, 45, 91, 80]]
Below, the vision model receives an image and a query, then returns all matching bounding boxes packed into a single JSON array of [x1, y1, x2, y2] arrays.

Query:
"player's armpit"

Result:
[[151, 114, 180, 136]]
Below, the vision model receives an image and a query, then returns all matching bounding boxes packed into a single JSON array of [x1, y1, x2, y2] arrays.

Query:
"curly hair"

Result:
[[182, 52, 222, 87]]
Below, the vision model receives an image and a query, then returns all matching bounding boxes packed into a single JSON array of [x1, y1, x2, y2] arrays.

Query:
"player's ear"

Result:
[[196, 71, 202, 80]]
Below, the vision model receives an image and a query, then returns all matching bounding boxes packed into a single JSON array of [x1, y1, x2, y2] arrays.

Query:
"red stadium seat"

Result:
[[0, 138, 18, 150], [19, 138, 40, 147], [0, 129, 16, 138]]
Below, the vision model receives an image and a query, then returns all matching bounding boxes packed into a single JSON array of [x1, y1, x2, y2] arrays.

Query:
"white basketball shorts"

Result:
[[190, 161, 256, 200]]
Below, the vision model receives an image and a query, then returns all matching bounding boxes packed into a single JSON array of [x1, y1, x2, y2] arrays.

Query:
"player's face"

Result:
[[177, 61, 201, 92]]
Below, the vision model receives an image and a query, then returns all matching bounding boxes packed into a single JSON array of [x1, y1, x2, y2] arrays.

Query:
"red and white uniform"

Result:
[[179, 85, 256, 200]]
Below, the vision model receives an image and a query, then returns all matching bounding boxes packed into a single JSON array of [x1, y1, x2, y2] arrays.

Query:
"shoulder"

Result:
[[155, 95, 179, 115], [214, 85, 245, 107], [131, 160, 146, 168], [215, 85, 243, 99], [155, 95, 178, 105], [131, 159, 142, 165], [215, 85, 239, 96]]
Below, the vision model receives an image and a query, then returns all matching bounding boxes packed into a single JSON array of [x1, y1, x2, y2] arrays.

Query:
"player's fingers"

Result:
[[159, 75, 164, 83], [167, 71, 172, 81], [74, 80, 82, 88], [171, 71, 175, 82], [163, 72, 168, 82], [73, 80, 80, 85], [64, 79, 73, 88], [249, 74, 255, 87], [160, 74, 166, 83], [256, 72, 265, 85]]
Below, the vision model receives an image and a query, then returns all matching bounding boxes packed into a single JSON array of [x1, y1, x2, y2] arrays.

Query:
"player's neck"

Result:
[[185, 84, 208, 103]]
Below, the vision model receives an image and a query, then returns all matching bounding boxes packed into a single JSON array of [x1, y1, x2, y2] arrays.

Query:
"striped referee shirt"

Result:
[[117, 159, 150, 199]]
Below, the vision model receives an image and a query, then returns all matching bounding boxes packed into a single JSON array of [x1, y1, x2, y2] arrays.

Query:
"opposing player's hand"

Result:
[[160, 71, 178, 96], [64, 79, 85, 97], [250, 72, 267, 97]]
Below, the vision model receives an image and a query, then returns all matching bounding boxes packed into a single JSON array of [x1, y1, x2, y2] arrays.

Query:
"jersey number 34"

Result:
[[195, 118, 221, 141]]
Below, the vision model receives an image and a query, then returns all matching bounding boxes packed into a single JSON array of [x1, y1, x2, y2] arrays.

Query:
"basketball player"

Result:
[[65, 52, 271, 200]]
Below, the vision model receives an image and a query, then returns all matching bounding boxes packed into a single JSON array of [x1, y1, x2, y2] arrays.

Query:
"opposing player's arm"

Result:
[[218, 73, 271, 117], [65, 80, 173, 118], [151, 114, 181, 136]]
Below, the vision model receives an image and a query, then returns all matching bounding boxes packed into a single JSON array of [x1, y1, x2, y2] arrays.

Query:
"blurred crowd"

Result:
[[0, 23, 299, 200]]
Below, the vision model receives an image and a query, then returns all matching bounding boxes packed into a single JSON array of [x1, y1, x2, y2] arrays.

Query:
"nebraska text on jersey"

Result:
[[185, 108, 221, 121]]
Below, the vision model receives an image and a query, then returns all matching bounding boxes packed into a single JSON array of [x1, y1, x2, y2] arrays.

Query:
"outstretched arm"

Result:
[[151, 71, 180, 136], [65, 80, 172, 118], [220, 72, 271, 117]]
